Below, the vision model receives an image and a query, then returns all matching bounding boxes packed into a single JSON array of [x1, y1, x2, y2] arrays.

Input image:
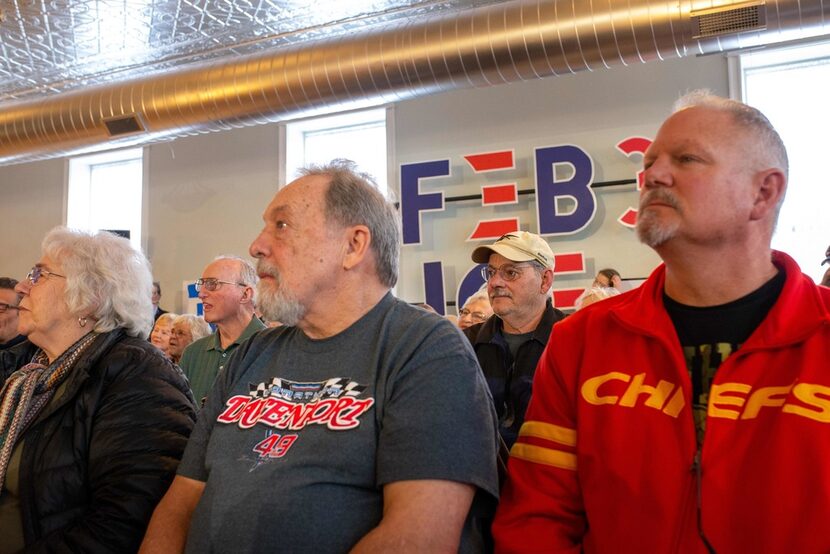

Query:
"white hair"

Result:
[[574, 286, 621, 311], [462, 287, 490, 309], [42, 226, 154, 337], [173, 314, 212, 342]]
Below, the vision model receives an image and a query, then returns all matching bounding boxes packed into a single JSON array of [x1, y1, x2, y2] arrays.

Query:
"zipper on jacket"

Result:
[[692, 449, 717, 554]]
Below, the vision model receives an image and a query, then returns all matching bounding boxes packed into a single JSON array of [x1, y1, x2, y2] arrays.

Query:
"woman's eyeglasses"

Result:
[[26, 266, 65, 285], [459, 309, 489, 323]]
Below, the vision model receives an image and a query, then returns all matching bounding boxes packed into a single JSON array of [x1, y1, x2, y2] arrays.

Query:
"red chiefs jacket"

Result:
[[493, 251, 830, 553]]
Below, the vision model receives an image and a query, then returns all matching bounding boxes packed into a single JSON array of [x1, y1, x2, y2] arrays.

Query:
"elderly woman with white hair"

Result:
[[167, 314, 212, 364], [0, 227, 196, 552], [457, 286, 494, 330]]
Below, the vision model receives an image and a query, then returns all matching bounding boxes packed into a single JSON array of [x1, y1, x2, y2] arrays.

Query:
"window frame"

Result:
[[279, 106, 394, 197], [728, 39, 830, 283], [64, 146, 147, 253]]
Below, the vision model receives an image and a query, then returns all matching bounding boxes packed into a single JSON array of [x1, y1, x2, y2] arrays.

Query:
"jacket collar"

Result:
[[610, 250, 829, 350], [31, 329, 126, 424]]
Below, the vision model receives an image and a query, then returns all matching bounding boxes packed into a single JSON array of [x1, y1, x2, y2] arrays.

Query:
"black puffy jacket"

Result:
[[0, 329, 196, 553]]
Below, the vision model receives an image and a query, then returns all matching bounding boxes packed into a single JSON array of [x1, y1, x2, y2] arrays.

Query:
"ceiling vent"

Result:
[[103, 114, 145, 137], [691, 1, 767, 39]]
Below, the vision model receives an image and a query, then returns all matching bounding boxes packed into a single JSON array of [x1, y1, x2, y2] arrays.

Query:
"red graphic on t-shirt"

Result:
[[252, 433, 298, 458], [218, 395, 375, 431]]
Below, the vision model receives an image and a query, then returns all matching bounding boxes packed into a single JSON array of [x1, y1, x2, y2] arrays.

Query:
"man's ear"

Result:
[[343, 225, 372, 270], [750, 168, 787, 222], [239, 285, 254, 304], [540, 268, 554, 294]]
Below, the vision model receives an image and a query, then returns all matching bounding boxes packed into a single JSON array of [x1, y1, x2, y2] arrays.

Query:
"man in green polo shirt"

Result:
[[179, 255, 265, 407]]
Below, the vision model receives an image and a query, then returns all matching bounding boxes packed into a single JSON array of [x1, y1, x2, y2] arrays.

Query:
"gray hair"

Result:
[[673, 90, 788, 177], [213, 255, 258, 306], [41, 226, 154, 338], [173, 314, 212, 341], [463, 287, 490, 308], [299, 159, 401, 288], [0, 277, 18, 290], [574, 286, 621, 311]]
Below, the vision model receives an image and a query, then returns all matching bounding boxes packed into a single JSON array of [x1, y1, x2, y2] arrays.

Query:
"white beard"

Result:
[[256, 262, 306, 326]]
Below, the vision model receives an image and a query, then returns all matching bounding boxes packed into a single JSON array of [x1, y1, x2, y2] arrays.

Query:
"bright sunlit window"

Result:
[[284, 108, 389, 195], [67, 148, 144, 251], [733, 40, 830, 284]]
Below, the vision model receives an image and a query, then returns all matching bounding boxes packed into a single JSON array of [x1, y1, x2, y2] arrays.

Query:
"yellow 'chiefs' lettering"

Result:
[[581, 372, 685, 418], [783, 383, 830, 422], [580, 372, 830, 423]]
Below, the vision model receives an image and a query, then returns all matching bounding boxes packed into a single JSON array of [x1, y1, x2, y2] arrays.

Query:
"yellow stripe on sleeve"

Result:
[[518, 421, 577, 446], [510, 443, 577, 471]]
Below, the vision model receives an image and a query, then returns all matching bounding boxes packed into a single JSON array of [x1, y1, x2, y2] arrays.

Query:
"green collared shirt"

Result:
[[179, 317, 266, 408]]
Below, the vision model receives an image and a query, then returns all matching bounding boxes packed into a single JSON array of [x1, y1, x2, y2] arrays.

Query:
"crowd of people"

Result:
[[0, 91, 829, 553]]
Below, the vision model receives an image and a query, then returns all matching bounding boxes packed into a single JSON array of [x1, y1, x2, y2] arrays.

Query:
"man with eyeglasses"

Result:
[[464, 231, 566, 449], [494, 92, 830, 553], [0, 277, 25, 350], [178, 255, 265, 407]]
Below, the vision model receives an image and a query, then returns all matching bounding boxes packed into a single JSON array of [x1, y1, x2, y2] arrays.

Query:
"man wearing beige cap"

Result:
[[464, 231, 566, 448]]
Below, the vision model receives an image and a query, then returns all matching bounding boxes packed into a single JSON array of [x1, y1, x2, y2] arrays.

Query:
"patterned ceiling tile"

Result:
[[0, 0, 499, 101]]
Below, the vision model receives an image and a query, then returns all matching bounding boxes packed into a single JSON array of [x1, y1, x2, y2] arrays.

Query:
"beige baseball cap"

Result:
[[471, 232, 555, 269]]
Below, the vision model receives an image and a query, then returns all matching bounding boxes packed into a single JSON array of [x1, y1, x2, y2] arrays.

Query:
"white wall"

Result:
[[0, 159, 65, 281], [145, 126, 279, 313], [0, 54, 728, 312]]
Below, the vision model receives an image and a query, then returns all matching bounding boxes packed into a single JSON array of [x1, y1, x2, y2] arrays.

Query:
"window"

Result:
[[731, 41, 830, 283], [283, 107, 390, 195], [67, 148, 145, 251]]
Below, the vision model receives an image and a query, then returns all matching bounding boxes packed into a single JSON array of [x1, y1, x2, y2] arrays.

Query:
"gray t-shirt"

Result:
[[178, 292, 499, 553]]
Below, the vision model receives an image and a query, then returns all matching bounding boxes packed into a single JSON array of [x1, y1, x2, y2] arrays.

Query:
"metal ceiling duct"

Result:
[[0, 0, 827, 165]]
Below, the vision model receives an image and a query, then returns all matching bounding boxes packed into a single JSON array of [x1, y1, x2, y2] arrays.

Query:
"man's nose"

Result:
[[642, 156, 671, 189], [249, 231, 268, 259]]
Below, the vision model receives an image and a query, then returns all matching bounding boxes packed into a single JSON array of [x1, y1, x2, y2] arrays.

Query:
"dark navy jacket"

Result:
[[463, 299, 565, 447]]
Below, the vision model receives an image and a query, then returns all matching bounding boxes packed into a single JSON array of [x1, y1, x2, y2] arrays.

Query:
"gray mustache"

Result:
[[640, 190, 680, 211]]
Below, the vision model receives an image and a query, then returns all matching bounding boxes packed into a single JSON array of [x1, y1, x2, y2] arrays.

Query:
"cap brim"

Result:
[[471, 244, 537, 264]]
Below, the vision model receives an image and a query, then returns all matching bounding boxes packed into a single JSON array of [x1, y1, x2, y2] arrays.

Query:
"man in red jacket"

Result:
[[494, 91, 830, 553]]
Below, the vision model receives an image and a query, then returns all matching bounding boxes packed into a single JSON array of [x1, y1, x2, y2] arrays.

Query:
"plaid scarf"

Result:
[[0, 332, 98, 491]]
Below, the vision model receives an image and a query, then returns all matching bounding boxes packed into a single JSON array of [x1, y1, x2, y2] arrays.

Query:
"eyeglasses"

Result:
[[481, 262, 533, 282], [26, 266, 65, 285], [459, 309, 489, 323], [195, 278, 247, 292], [0, 302, 20, 313]]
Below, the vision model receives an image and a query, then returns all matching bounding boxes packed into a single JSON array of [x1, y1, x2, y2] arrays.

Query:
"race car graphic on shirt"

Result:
[[215, 376, 375, 468]]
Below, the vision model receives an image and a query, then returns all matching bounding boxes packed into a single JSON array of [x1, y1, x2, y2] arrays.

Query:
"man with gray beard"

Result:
[[141, 160, 500, 554], [493, 91, 830, 552]]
